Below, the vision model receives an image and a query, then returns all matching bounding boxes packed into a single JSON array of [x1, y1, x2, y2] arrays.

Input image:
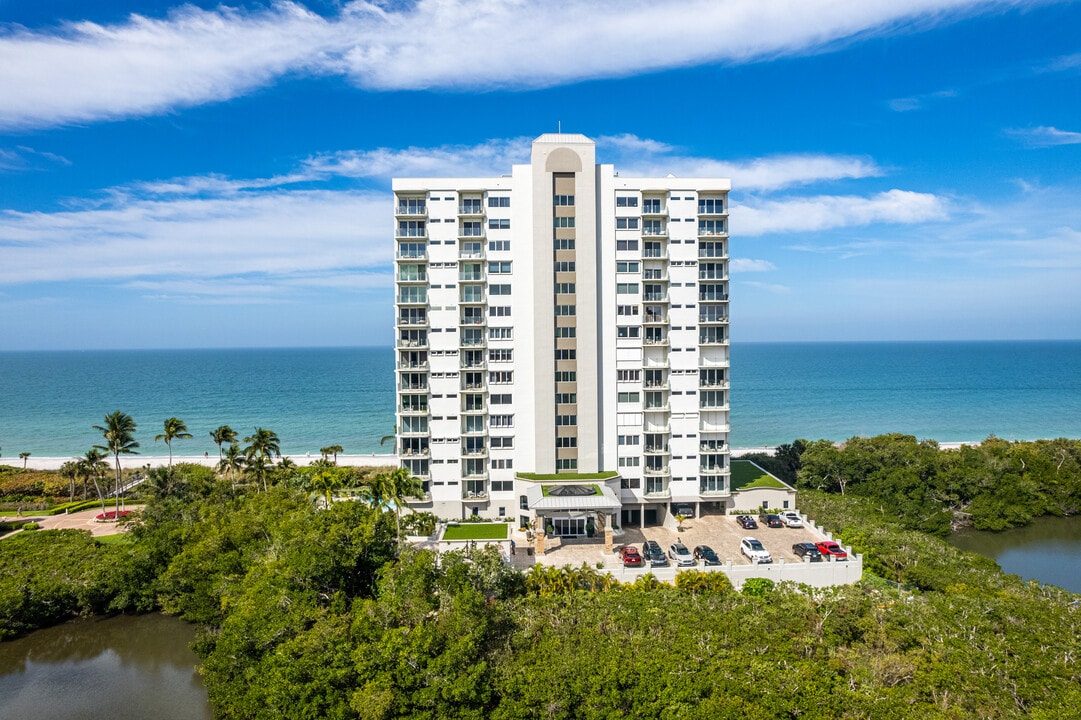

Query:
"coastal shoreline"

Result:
[[2, 442, 982, 472]]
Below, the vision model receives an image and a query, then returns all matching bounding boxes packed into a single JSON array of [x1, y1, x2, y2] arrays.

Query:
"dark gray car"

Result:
[[641, 540, 669, 567], [792, 542, 823, 562]]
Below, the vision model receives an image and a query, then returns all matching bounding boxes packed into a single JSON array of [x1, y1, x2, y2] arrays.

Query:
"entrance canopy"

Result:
[[527, 483, 621, 512]]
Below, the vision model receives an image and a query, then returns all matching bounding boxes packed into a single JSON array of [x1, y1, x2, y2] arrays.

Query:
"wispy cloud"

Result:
[[742, 281, 791, 294], [0, 0, 1049, 129], [736, 189, 949, 236], [731, 259, 778, 272], [0, 145, 71, 171], [888, 89, 958, 112], [1005, 125, 1081, 147]]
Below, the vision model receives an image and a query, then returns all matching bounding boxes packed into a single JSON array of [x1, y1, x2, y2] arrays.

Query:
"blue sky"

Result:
[[1, 0, 1079, 350]]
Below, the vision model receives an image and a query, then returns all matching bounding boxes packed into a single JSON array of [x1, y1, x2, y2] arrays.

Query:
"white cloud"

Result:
[[737, 189, 949, 235], [0, 0, 1051, 129], [742, 281, 791, 294], [0, 189, 391, 287], [730, 258, 777, 272], [0, 145, 71, 171], [1006, 125, 1081, 147], [887, 89, 957, 112], [303, 138, 532, 180]]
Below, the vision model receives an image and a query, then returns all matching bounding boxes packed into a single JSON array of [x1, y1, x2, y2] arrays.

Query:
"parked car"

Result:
[[693, 545, 721, 566], [740, 537, 772, 564], [816, 541, 849, 560], [641, 540, 669, 567], [735, 515, 758, 530], [619, 545, 644, 567], [668, 542, 696, 567], [672, 503, 695, 518], [759, 512, 784, 528], [779, 511, 803, 528], [792, 542, 823, 562]]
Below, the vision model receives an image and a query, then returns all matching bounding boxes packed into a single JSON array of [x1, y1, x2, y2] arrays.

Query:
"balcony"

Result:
[[395, 204, 427, 217], [395, 249, 427, 260], [460, 358, 486, 370], [461, 446, 489, 458], [699, 485, 730, 498], [461, 402, 487, 414], [642, 226, 668, 237], [398, 405, 430, 416], [643, 293, 669, 303], [459, 272, 484, 282], [700, 442, 727, 452], [643, 312, 668, 325], [699, 314, 729, 325], [643, 486, 671, 500], [699, 335, 727, 346], [697, 224, 727, 237], [458, 203, 484, 217], [461, 425, 487, 436], [405, 490, 433, 504], [699, 379, 729, 390], [643, 444, 670, 455], [463, 487, 489, 501], [396, 336, 428, 350], [398, 425, 428, 437], [396, 360, 429, 370], [397, 381, 428, 392], [398, 446, 431, 458], [460, 337, 486, 348], [397, 295, 428, 307], [395, 228, 428, 239], [643, 404, 670, 413], [459, 316, 486, 326], [643, 357, 670, 369], [699, 292, 728, 302], [459, 247, 486, 260], [699, 422, 731, 434], [396, 316, 429, 328]]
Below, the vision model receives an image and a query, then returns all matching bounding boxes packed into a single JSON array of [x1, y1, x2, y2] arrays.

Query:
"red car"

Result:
[[619, 545, 644, 567], [815, 541, 848, 560]]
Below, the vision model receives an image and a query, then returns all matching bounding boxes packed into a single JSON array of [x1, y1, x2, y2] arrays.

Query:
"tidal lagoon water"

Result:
[[950, 516, 1081, 595], [0, 613, 211, 720]]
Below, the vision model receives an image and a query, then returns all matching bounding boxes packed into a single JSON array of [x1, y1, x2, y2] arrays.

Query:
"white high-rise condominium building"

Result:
[[394, 134, 730, 534]]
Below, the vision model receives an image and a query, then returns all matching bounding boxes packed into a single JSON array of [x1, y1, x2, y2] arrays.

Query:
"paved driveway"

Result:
[[2, 507, 136, 539]]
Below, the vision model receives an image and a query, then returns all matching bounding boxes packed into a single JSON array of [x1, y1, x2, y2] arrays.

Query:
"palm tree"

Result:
[[307, 463, 342, 508], [243, 427, 281, 491], [81, 448, 110, 516], [19, 451, 30, 468], [364, 467, 423, 545], [320, 444, 344, 465], [59, 460, 79, 503], [217, 442, 245, 492], [379, 426, 398, 455], [210, 425, 238, 460], [243, 453, 271, 493], [93, 411, 139, 518], [155, 417, 193, 475]]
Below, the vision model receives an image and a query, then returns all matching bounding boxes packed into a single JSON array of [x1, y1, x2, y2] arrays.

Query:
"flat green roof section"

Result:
[[730, 460, 786, 491], [517, 471, 618, 481], [442, 523, 509, 541]]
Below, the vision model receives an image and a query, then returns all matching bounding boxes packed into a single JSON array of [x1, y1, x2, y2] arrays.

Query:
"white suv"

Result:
[[740, 537, 773, 564]]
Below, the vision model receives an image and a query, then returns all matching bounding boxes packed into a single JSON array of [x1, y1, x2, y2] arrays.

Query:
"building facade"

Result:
[[393, 133, 730, 533]]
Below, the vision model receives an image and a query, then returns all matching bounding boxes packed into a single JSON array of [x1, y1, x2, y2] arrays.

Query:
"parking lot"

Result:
[[517, 511, 835, 570]]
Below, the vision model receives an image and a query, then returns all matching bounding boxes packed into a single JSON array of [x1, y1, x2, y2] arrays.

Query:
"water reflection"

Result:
[[0, 614, 212, 720], [950, 515, 1081, 594]]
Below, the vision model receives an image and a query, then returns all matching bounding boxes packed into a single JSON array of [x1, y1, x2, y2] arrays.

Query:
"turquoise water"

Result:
[[0, 341, 1078, 459]]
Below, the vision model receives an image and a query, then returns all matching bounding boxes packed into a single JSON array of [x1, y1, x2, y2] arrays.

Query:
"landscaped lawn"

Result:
[[730, 460, 786, 491], [442, 523, 509, 541]]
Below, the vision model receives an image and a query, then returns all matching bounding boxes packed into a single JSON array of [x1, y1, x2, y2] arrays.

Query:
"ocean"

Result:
[[0, 341, 1078, 460]]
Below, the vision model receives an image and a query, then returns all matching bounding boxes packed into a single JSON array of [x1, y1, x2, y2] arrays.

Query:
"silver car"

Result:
[[668, 542, 696, 567], [740, 537, 773, 564]]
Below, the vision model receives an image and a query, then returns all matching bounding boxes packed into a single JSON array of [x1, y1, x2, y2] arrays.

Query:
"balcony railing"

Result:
[[405, 491, 432, 504], [396, 317, 429, 328], [643, 487, 671, 499], [396, 337, 428, 349], [395, 250, 427, 260], [395, 205, 427, 217], [395, 229, 427, 238], [458, 204, 484, 215], [396, 361, 429, 370]]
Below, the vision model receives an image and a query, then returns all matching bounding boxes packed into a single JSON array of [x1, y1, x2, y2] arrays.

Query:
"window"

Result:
[[618, 456, 641, 467], [555, 326, 576, 338], [555, 305, 576, 316], [553, 217, 575, 228], [554, 282, 576, 294], [556, 458, 578, 470], [616, 239, 639, 251], [462, 415, 485, 433], [617, 305, 639, 317], [555, 349, 576, 360], [488, 218, 510, 230], [488, 240, 510, 252], [617, 326, 641, 338], [488, 261, 512, 273], [699, 241, 725, 258], [617, 283, 639, 294], [616, 196, 639, 207], [397, 220, 426, 237], [489, 349, 513, 362], [491, 436, 514, 448], [555, 371, 577, 382], [491, 415, 514, 427], [489, 284, 511, 295], [488, 196, 510, 207], [520, 495, 529, 510], [555, 238, 576, 250], [698, 197, 724, 214], [555, 393, 577, 404], [397, 197, 426, 214], [489, 306, 511, 317], [460, 221, 483, 237], [616, 217, 640, 230], [488, 371, 512, 384], [643, 198, 662, 213], [488, 327, 512, 340], [556, 436, 577, 448], [618, 392, 640, 403], [698, 219, 726, 236], [491, 479, 512, 491], [618, 434, 640, 445], [460, 197, 482, 214], [616, 261, 640, 273], [617, 369, 641, 382], [491, 393, 512, 405], [554, 261, 576, 272], [554, 194, 575, 206], [397, 242, 426, 258]]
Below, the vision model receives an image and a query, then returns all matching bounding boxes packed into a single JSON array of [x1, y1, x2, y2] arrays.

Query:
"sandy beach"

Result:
[[1, 443, 982, 472], [1, 453, 400, 472]]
